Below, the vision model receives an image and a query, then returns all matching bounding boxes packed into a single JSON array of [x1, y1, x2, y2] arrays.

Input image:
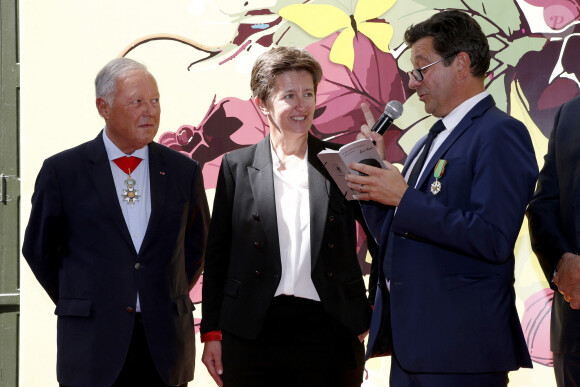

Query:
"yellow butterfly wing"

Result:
[[329, 28, 356, 71], [279, 4, 351, 38], [358, 22, 393, 53], [354, 0, 396, 23]]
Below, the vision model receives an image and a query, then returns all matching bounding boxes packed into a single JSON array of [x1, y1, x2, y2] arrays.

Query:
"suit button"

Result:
[[328, 216, 334, 223], [255, 270, 262, 277], [135, 263, 142, 270], [252, 213, 260, 220], [254, 242, 261, 248], [126, 307, 135, 313], [326, 272, 333, 278], [327, 243, 334, 249]]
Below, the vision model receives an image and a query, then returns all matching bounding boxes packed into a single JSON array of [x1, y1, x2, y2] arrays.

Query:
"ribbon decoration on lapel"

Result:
[[113, 156, 142, 207], [430, 159, 447, 196]]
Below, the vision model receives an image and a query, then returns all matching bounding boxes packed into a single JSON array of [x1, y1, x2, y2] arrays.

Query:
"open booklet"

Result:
[[317, 138, 386, 200]]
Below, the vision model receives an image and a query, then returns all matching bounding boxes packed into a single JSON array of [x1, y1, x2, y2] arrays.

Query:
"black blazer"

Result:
[[528, 95, 580, 354], [22, 132, 210, 387], [201, 134, 372, 340]]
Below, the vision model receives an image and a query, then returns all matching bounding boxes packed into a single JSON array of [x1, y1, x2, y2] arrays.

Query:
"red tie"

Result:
[[113, 156, 142, 175]]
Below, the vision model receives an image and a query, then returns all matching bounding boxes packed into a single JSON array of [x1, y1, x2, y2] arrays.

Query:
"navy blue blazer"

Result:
[[22, 132, 210, 387], [364, 96, 536, 372], [528, 95, 580, 354]]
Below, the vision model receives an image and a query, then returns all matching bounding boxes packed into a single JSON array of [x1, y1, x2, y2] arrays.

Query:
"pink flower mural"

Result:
[[158, 96, 269, 189], [523, 0, 580, 30], [129, 2, 580, 374], [522, 288, 554, 366], [504, 0, 580, 137], [159, 32, 407, 190]]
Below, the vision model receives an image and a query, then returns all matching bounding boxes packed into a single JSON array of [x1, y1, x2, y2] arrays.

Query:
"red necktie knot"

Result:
[[113, 156, 142, 175]]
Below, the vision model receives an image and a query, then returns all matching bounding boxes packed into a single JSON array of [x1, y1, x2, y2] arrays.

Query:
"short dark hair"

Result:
[[251, 46, 323, 103], [404, 10, 490, 78]]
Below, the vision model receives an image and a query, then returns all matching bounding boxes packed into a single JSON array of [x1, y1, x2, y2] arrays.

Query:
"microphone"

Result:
[[371, 100, 404, 135]]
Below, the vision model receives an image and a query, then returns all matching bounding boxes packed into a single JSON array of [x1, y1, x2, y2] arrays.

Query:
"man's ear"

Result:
[[254, 96, 269, 116], [455, 52, 471, 79], [96, 97, 110, 119]]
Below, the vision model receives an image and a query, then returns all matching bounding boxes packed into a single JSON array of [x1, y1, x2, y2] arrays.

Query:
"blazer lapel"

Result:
[[86, 132, 135, 250], [415, 95, 496, 189], [308, 135, 331, 269], [139, 142, 166, 254], [248, 136, 281, 262]]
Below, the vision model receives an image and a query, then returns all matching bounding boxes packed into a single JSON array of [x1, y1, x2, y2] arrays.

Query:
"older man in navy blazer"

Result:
[[347, 11, 537, 386], [23, 58, 210, 387]]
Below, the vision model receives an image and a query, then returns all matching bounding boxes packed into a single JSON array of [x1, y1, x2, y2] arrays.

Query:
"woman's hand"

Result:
[[202, 341, 224, 386]]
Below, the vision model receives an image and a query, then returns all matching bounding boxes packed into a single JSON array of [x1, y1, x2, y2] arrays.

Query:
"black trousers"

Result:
[[221, 295, 365, 387], [554, 352, 580, 387]]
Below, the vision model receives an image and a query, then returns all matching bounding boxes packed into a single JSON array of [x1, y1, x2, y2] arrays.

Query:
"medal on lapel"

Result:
[[121, 169, 141, 207], [430, 159, 447, 195], [113, 156, 143, 207]]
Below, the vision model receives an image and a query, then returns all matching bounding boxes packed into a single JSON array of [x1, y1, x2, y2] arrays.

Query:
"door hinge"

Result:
[[0, 174, 20, 204]]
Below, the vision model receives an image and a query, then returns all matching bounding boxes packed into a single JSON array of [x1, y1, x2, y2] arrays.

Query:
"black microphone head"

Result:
[[384, 100, 403, 120], [371, 100, 403, 135]]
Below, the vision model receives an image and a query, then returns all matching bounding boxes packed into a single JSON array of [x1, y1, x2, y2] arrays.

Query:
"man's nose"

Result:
[[143, 100, 157, 116], [408, 74, 420, 90]]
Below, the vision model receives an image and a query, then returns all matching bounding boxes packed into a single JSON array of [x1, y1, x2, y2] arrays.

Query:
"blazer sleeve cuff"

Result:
[[200, 330, 223, 343]]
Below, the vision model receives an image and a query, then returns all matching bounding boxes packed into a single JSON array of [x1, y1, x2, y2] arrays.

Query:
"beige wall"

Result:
[[19, 1, 559, 386], [19, 1, 226, 385]]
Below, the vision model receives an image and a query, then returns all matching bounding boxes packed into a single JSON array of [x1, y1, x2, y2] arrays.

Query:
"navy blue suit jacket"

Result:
[[528, 95, 580, 354], [23, 132, 210, 387], [364, 96, 536, 372]]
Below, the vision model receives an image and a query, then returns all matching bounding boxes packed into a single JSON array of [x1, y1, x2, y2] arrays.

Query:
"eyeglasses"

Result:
[[407, 52, 459, 82]]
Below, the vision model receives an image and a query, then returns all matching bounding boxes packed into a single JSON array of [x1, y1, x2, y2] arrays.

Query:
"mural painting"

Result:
[[19, 0, 580, 385]]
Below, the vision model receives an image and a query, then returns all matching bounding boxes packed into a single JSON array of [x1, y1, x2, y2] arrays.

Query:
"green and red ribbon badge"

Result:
[[430, 159, 447, 195]]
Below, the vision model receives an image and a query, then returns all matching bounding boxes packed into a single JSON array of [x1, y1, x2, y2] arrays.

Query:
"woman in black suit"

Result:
[[200, 47, 373, 387]]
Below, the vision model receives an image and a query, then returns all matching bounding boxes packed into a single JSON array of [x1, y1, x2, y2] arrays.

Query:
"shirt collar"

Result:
[[102, 127, 149, 161], [441, 90, 489, 131]]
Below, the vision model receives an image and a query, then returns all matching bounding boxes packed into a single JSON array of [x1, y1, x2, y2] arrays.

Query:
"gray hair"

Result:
[[95, 58, 148, 105]]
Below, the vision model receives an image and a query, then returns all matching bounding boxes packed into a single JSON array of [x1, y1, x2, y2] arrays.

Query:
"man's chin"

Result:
[[134, 136, 156, 149]]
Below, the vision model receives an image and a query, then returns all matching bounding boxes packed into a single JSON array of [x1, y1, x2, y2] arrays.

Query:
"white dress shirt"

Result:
[[271, 144, 320, 301], [103, 128, 151, 311]]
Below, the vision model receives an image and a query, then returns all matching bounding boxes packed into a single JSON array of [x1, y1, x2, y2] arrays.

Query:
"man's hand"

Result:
[[202, 341, 224, 386], [357, 102, 386, 160], [346, 161, 408, 207], [554, 252, 580, 309], [358, 330, 369, 343]]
